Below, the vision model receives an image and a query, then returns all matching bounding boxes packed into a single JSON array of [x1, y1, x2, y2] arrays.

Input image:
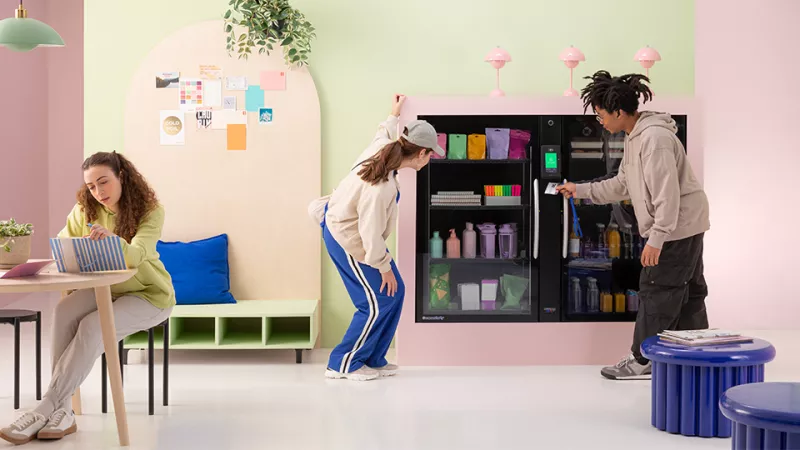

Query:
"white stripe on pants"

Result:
[[34, 289, 172, 417]]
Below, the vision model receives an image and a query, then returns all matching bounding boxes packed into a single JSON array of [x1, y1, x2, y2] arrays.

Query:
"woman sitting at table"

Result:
[[0, 151, 175, 445]]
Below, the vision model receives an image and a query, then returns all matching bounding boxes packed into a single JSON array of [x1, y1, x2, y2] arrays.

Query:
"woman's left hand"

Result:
[[86, 224, 114, 240]]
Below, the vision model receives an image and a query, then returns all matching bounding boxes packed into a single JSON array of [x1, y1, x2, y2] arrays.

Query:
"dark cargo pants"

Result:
[[632, 233, 709, 361]]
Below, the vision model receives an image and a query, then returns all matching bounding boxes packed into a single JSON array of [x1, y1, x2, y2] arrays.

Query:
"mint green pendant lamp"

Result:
[[0, 0, 64, 52]]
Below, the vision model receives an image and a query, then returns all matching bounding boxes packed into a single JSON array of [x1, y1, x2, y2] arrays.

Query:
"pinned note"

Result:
[[259, 71, 286, 91], [245, 86, 264, 112], [227, 124, 246, 151]]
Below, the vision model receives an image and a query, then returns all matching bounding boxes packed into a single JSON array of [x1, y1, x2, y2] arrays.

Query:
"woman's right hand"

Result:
[[380, 269, 398, 297], [391, 94, 406, 117], [556, 182, 577, 199]]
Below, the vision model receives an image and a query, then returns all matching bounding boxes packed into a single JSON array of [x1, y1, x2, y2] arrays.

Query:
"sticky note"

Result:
[[245, 86, 264, 112], [227, 124, 246, 151], [212, 110, 247, 130], [204, 80, 222, 107], [260, 71, 286, 90]]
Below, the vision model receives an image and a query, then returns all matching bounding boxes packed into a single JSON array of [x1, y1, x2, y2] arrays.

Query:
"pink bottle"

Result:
[[446, 229, 461, 258], [462, 222, 477, 259]]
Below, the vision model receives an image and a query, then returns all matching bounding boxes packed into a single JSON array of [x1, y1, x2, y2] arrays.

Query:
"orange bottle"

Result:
[[601, 292, 614, 313], [615, 293, 626, 313], [607, 223, 621, 259]]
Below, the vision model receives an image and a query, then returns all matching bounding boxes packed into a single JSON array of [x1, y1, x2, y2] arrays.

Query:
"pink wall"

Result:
[[0, 0, 49, 258], [0, 0, 83, 256], [0, 0, 82, 308], [696, 0, 800, 329]]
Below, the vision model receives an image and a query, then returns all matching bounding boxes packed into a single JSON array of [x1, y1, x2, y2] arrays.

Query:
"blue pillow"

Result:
[[157, 234, 236, 305]]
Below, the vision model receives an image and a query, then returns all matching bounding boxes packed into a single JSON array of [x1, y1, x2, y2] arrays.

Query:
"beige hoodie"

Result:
[[308, 115, 400, 273], [575, 112, 710, 249]]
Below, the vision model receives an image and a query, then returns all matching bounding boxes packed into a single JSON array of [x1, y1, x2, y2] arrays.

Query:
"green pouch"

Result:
[[448, 134, 467, 160], [429, 263, 451, 310], [500, 274, 529, 310]]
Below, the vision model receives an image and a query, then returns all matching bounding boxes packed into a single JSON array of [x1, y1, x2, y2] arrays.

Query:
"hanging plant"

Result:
[[223, 0, 315, 67]]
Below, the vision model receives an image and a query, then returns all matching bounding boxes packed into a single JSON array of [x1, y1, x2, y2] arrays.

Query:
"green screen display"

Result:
[[545, 153, 558, 169]]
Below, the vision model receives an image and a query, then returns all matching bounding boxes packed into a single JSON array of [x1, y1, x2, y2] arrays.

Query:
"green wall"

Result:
[[85, 0, 694, 347]]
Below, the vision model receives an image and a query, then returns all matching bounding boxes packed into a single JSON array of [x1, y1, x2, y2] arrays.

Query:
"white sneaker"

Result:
[[325, 366, 379, 381], [37, 409, 77, 440], [0, 412, 47, 445], [370, 363, 398, 377]]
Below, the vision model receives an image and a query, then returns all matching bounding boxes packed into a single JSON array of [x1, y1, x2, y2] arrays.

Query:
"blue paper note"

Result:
[[245, 86, 264, 112]]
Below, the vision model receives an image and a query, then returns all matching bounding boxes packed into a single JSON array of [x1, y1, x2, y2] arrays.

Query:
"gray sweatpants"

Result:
[[34, 289, 173, 417]]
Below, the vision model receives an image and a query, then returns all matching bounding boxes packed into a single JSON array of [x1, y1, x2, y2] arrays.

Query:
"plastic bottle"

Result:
[[582, 238, 593, 259], [608, 223, 621, 259], [622, 224, 634, 259], [596, 224, 607, 259], [476, 223, 497, 258], [462, 223, 477, 259], [569, 227, 581, 258], [601, 292, 614, 313], [430, 231, 443, 258], [615, 292, 626, 313], [446, 229, 461, 259], [569, 277, 583, 313], [586, 277, 600, 313], [498, 224, 515, 259], [626, 290, 639, 312]]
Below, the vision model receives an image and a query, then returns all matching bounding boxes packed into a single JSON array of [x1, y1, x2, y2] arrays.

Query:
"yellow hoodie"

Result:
[[58, 203, 175, 310]]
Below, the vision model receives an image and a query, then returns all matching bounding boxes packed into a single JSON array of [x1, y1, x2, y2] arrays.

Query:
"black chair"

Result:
[[0, 310, 41, 410], [100, 320, 168, 415]]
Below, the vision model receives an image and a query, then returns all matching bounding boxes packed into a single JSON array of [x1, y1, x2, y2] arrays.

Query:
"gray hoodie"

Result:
[[575, 112, 710, 249]]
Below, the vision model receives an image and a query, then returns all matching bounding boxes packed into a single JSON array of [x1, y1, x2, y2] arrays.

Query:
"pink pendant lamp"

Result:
[[634, 45, 661, 91], [485, 46, 511, 97], [559, 46, 585, 97]]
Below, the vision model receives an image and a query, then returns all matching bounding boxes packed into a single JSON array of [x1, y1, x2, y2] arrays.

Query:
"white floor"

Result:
[[1, 294, 798, 450]]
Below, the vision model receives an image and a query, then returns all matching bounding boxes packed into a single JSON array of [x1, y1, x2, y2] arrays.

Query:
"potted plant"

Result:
[[0, 218, 33, 269], [223, 0, 315, 67]]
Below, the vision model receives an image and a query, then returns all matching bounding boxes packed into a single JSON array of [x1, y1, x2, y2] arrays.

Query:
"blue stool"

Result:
[[719, 382, 800, 450], [641, 336, 776, 438]]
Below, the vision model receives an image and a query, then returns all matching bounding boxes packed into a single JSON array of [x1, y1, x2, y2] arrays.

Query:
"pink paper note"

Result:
[[259, 71, 286, 91]]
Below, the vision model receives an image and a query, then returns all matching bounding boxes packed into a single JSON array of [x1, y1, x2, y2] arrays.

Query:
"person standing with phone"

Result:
[[557, 71, 711, 380], [308, 95, 445, 381]]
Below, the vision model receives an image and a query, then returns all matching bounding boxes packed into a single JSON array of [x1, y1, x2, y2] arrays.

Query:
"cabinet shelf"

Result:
[[429, 257, 528, 265], [430, 205, 529, 211], [430, 159, 530, 164]]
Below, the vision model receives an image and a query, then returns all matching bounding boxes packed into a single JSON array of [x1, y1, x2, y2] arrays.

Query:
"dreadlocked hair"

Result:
[[580, 70, 653, 115]]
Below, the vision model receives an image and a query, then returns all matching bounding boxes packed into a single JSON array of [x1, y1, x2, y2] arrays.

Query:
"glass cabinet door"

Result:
[[415, 115, 537, 323], [563, 116, 640, 322]]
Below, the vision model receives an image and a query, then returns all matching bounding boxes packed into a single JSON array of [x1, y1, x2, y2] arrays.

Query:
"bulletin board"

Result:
[[123, 20, 321, 302]]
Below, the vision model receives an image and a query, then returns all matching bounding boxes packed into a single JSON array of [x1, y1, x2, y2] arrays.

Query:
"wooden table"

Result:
[[0, 262, 137, 447]]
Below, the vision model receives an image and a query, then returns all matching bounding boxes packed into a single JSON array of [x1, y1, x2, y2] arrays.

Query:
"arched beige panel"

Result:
[[124, 20, 320, 302]]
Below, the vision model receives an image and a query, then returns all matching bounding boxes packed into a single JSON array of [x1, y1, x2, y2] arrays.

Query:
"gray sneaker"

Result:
[[601, 354, 652, 380]]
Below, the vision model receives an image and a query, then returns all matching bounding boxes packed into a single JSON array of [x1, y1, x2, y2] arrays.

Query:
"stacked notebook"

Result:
[[431, 191, 482, 206], [658, 329, 753, 347]]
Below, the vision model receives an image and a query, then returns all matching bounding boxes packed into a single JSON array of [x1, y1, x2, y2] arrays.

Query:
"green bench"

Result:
[[123, 299, 320, 363]]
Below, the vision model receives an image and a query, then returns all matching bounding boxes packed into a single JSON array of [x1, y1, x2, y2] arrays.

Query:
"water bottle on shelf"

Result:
[[596, 224, 607, 259], [569, 277, 583, 313], [622, 224, 634, 259], [586, 277, 600, 313], [462, 222, 477, 259], [430, 231, 443, 258], [582, 239, 593, 259]]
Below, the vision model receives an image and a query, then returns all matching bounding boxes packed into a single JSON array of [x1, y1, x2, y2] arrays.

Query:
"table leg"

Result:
[[36, 311, 41, 400], [64, 291, 84, 416], [94, 285, 130, 447], [71, 388, 82, 415]]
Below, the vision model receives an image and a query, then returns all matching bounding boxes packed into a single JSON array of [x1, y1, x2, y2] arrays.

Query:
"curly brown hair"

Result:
[[77, 151, 158, 243]]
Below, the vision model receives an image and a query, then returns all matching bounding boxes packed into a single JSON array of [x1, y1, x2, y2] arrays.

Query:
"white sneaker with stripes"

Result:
[[325, 366, 379, 381]]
